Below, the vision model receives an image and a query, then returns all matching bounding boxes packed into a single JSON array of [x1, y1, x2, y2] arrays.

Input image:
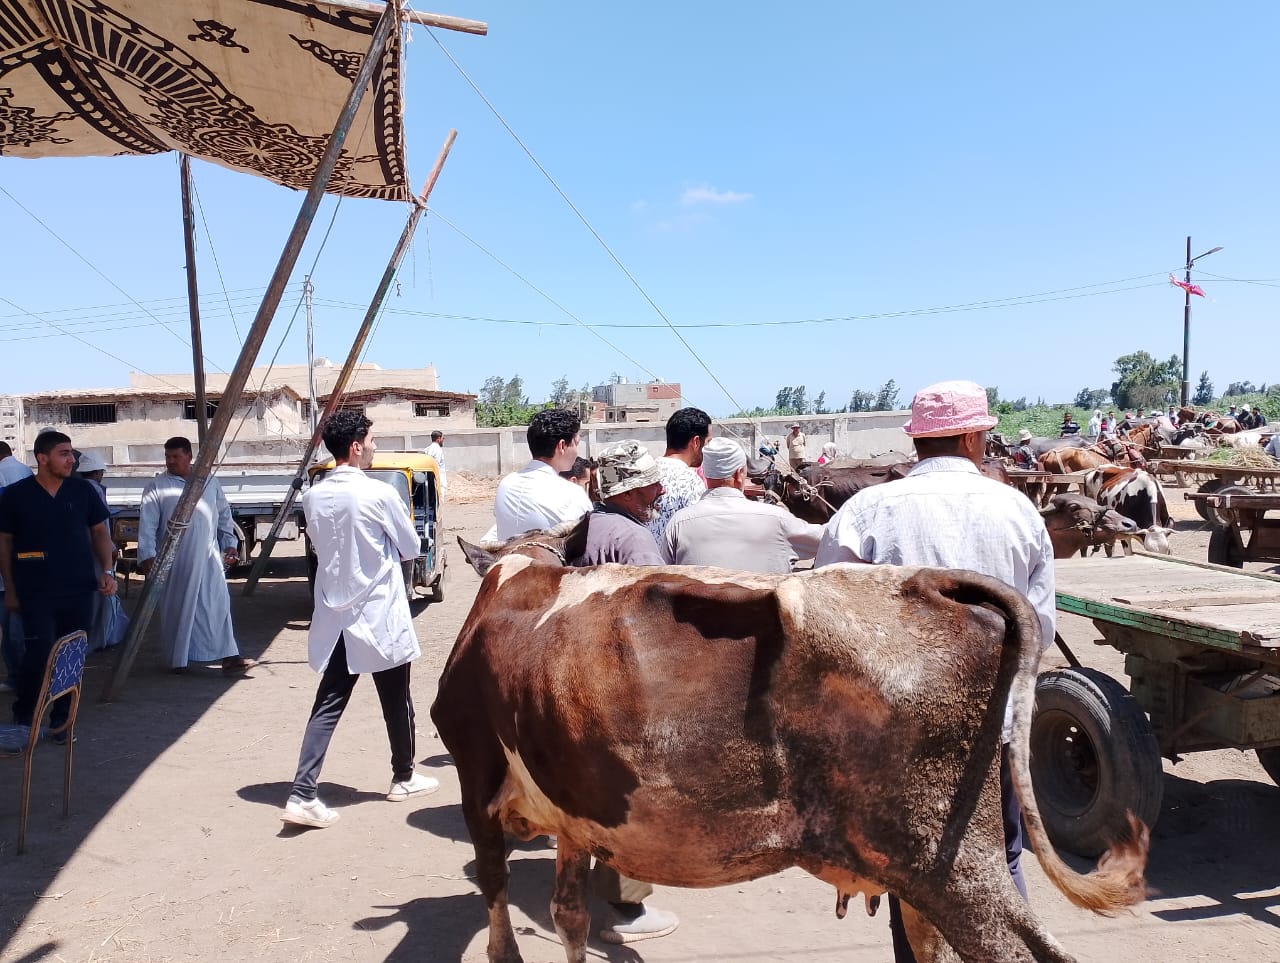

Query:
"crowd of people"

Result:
[[2, 384, 1273, 959]]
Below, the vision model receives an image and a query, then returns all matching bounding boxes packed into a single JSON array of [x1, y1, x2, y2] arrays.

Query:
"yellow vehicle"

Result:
[[305, 451, 446, 602]]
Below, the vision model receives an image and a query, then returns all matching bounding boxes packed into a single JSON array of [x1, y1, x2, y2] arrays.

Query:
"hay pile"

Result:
[[1227, 446, 1278, 470]]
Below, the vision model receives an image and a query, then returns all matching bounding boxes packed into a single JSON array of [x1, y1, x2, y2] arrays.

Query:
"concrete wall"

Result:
[[372, 410, 912, 478]]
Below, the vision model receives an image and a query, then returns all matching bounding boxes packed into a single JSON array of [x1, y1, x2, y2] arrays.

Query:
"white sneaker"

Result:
[[600, 904, 680, 944], [386, 771, 440, 801], [280, 794, 340, 829]]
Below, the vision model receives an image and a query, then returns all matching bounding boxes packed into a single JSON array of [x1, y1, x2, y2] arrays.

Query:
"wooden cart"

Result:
[[1148, 459, 1280, 522], [1036, 553, 1280, 857], [1185, 490, 1280, 567]]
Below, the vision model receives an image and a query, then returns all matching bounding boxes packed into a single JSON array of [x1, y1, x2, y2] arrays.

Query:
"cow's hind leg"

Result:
[[550, 842, 591, 963], [903, 879, 1075, 963], [460, 780, 522, 963]]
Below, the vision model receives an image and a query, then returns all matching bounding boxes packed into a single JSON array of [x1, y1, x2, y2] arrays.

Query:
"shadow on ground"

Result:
[[0, 555, 311, 955]]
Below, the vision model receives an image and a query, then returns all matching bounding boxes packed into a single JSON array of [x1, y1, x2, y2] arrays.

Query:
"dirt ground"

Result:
[[3, 476, 1280, 963]]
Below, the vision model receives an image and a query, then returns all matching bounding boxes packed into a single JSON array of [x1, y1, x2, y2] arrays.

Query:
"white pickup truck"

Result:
[[104, 463, 305, 568]]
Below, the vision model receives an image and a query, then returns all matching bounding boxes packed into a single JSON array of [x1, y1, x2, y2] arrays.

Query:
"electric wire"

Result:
[[0, 296, 186, 391], [0, 184, 229, 374], [190, 171, 247, 346], [425, 28, 745, 411]]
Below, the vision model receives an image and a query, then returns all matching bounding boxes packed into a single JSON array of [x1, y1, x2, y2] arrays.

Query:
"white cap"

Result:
[[77, 451, 107, 473], [701, 437, 747, 479]]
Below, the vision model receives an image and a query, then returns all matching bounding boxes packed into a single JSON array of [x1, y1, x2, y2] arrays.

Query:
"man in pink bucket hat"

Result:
[[814, 379, 1055, 961]]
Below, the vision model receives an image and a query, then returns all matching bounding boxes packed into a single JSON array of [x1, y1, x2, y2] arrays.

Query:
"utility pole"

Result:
[[304, 275, 318, 432], [1181, 237, 1224, 407]]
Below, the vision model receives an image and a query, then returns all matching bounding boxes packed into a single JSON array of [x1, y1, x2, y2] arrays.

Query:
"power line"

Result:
[[0, 296, 185, 390], [426, 28, 747, 412], [190, 171, 247, 346], [0, 184, 230, 374], [308, 276, 1167, 330]]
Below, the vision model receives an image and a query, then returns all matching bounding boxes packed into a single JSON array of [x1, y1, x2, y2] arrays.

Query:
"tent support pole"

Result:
[[102, 1, 400, 701], [243, 129, 457, 596], [180, 153, 209, 445]]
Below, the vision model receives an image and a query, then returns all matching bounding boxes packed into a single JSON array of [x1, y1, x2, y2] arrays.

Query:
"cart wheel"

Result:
[[1031, 667, 1163, 858], [1207, 527, 1244, 568], [1255, 748, 1280, 788], [428, 552, 448, 603], [1194, 479, 1225, 520], [1207, 484, 1253, 530]]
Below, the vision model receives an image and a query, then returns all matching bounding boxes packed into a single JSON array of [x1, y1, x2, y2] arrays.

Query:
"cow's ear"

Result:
[[457, 535, 497, 577], [562, 511, 592, 563]]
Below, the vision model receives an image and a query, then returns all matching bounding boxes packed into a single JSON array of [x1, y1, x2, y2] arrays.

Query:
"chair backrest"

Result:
[[46, 631, 89, 703]]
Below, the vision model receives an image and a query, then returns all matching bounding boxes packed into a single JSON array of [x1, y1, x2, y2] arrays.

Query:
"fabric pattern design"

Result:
[[0, 0, 409, 200]]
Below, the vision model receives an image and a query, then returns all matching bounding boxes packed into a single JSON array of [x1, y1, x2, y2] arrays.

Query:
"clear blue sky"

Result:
[[3, 1, 1278, 416]]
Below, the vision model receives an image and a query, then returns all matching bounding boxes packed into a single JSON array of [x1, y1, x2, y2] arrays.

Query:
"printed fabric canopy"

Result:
[[0, 0, 409, 200]]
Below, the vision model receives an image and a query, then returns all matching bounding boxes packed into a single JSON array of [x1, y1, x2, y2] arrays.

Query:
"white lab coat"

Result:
[[302, 465, 421, 674], [138, 472, 239, 667]]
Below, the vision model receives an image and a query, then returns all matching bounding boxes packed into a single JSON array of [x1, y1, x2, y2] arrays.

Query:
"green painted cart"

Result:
[[1034, 553, 1280, 857]]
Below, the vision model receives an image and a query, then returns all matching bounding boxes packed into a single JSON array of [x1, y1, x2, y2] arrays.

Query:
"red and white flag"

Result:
[[1170, 274, 1206, 297]]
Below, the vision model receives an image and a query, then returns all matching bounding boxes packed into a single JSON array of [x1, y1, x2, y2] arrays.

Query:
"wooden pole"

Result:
[[310, 0, 487, 35], [103, 2, 400, 701], [180, 154, 208, 445], [243, 129, 458, 595]]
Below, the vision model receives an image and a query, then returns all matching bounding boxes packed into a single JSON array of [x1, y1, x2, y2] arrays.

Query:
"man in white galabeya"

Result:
[[814, 379, 1055, 963], [281, 411, 438, 828], [138, 436, 252, 675]]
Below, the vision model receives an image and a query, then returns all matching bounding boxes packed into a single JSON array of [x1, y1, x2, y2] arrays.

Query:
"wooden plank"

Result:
[[1054, 553, 1280, 651]]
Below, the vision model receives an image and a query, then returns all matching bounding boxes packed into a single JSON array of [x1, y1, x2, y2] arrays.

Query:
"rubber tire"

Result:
[[429, 577, 445, 604], [1031, 667, 1164, 859], [1208, 527, 1244, 568], [1207, 484, 1254, 531], [1194, 478, 1225, 521], [1255, 747, 1280, 787]]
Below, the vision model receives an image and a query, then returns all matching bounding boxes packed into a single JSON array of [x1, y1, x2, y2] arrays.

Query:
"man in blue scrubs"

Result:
[[0, 431, 116, 729]]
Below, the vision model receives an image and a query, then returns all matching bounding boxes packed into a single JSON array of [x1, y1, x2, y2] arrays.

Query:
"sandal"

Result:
[[221, 657, 256, 676]]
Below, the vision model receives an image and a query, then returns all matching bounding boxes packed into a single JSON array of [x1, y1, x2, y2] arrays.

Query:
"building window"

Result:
[[182, 399, 219, 420], [68, 403, 117, 424], [337, 404, 366, 417], [414, 403, 449, 418]]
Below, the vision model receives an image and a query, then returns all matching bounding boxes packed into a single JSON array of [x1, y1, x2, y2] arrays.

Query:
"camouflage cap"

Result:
[[594, 440, 661, 499]]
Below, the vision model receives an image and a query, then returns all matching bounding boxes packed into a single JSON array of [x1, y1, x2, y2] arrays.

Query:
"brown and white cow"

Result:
[[1083, 466, 1173, 554], [433, 519, 1148, 963]]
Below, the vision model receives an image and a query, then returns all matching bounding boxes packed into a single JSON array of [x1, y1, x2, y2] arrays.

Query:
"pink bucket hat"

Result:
[[902, 380, 999, 438]]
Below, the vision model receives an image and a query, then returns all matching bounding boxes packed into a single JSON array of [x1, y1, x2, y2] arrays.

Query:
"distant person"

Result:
[[488, 409, 590, 541], [558, 456, 596, 497], [662, 438, 822, 573], [647, 407, 711, 541], [1059, 413, 1080, 437], [1239, 405, 1260, 430], [786, 423, 808, 469], [76, 452, 124, 653], [1086, 410, 1102, 438], [423, 430, 447, 495], [1226, 404, 1240, 423], [282, 411, 438, 829], [0, 441, 33, 692], [1167, 405, 1180, 426], [1255, 407, 1269, 428], [0, 431, 116, 735], [0, 441, 31, 487], [1010, 429, 1036, 467], [138, 437, 252, 676], [1265, 432, 1280, 463], [816, 442, 839, 465]]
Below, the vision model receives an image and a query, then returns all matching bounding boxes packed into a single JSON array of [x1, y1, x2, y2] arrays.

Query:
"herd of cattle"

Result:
[[747, 417, 1216, 559]]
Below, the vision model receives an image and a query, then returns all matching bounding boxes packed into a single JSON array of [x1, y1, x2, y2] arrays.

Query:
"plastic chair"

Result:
[[0, 630, 89, 853]]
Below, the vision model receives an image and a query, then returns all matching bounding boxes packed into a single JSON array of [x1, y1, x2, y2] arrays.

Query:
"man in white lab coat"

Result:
[[138, 437, 251, 674], [281, 411, 438, 828]]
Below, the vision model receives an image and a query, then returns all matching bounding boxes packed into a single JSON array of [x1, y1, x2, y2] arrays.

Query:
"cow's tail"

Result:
[[998, 585, 1150, 915]]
